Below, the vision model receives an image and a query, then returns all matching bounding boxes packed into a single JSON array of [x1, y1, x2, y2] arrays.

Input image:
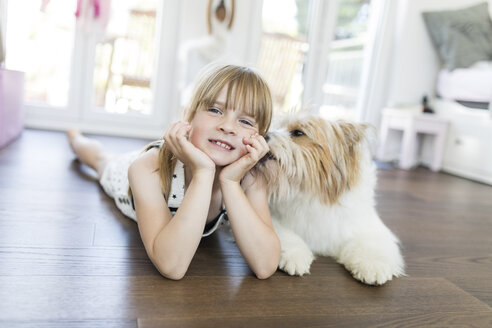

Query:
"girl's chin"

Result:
[[205, 148, 247, 167], [211, 157, 236, 167], [209, 153, 245, 167]]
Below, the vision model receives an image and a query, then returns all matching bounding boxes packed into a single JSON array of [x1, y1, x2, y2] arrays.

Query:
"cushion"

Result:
[[422, 2, 492, 70], [0, 69, 25, 149]]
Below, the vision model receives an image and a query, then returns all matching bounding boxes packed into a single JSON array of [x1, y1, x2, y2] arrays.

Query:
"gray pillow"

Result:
[[422, 2, 492, 70]]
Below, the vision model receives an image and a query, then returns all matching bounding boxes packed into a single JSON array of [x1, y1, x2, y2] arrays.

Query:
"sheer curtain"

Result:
[[355, 0, 400, 128]]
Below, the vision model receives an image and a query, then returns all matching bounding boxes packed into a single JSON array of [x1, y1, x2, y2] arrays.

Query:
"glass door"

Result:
[[257, 0, 375, 120], [5, 0, 77, 112], [4, 0, 166, 135], [319, 0, 372, 120], [257, 0, 312, 113], [89, 0, 158, 119], [76, 0, 163, 129]]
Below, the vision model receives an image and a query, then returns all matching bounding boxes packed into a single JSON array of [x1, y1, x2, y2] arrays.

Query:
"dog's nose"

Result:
[[264, 134, 270, 142]]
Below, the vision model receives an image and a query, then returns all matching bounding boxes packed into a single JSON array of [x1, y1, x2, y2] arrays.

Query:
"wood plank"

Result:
[[0, 320, 137, 328], [93, 219, 144, 248], [0, 276, 489, 320], [140, 311, 492, 328], [0, 221, 95, 247], [446, 275, 492, 307], [0, 246, 155, 276], [0, 232, 254, 277]]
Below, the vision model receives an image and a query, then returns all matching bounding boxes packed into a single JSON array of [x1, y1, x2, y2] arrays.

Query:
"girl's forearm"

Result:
[[152, 171, 215, 279], [220, 180, 281, 279]]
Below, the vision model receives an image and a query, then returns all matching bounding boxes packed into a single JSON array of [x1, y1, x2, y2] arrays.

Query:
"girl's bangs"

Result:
[[226, 77, 258, 118], [190, 65, 272, 135]]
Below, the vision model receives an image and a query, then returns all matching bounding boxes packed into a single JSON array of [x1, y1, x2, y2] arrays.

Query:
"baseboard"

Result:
[[25, 117, 163, 139], [441, 163, 492, 186]]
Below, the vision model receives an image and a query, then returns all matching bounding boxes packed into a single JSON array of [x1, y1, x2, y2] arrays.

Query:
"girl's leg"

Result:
[[67, 129, 114, 179]]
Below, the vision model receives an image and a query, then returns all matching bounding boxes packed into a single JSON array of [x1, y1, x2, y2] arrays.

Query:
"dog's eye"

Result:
[[290, 129, 305, 137]]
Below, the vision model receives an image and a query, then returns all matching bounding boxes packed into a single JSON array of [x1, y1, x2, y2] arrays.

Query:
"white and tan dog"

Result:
[[257, 113, 405, 285]]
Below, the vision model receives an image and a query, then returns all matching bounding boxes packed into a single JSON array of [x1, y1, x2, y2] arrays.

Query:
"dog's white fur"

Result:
[[257, 113, 405, 285]]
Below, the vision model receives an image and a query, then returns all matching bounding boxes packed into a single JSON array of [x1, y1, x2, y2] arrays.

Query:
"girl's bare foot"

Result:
[[67, 128, 82, 150], [66, 129, 113, 178]]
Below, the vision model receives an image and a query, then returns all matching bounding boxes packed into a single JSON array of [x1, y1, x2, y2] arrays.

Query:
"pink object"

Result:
[[97, 0, 112, 28], [93, 0, 100, 18], [0, 69, 25, 149], [40, 0, 50, 12], [75, 0, 83, 18], [75, 0, 111, 30]]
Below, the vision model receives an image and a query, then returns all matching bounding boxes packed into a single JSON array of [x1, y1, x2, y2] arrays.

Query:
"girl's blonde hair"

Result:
[[152, 64, 273, 200]]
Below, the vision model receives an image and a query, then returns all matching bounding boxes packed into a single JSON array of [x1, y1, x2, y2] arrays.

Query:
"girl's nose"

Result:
[[218, 118, 236, 135]]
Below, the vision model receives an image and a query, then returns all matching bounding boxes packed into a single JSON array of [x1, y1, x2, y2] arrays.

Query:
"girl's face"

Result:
[[188, 87, 259, 167]]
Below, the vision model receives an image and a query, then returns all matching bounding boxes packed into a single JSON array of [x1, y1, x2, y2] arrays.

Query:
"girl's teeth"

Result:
[[213, 141, 231, 150]]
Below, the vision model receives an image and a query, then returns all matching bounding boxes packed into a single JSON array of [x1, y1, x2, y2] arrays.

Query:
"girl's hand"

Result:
[[219, 133, 269, 184], [164, 121, 215, 174]]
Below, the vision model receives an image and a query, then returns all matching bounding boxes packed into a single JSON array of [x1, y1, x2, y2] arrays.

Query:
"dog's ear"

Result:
[[317, 121, 368, 205], [339, 121, 369, 146]]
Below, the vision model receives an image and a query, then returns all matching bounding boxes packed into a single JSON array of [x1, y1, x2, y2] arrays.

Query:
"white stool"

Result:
[[377, 107, 449, 171]]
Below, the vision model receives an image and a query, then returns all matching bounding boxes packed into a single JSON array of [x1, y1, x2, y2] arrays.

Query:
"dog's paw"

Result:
[[279, 246, 315, 276], [345, 260, 403, 286], [338, 238, 405, 285]]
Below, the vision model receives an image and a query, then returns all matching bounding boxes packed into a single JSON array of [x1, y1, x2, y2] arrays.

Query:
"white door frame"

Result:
[[20, 0, 181, 139]]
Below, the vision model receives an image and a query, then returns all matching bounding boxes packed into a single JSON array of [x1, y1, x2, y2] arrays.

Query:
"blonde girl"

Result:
[[67, 64, 280, 280]]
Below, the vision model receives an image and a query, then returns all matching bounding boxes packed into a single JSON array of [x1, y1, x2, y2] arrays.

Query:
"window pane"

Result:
[[320, 0, 371, 119], [92, 0, 158, 115], [258, 0, 311, 113], [5, 0, 76, 107]]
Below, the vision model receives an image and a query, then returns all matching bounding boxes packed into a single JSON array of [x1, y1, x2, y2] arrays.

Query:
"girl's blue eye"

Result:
[[240, 119, 254, 127], [208, 107, 221, 114]]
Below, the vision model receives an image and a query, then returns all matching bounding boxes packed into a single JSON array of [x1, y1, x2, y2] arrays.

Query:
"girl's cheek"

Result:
[[240, 144, 249, 156], [188, 129, 199, 146]]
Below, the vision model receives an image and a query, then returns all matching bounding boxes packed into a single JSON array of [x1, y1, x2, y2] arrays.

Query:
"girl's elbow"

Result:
[[254, 251, 281, 279], [157, 264, 187, 280], [255, 265, 278, 280], [162, 270, 186, 281], [153, 257, 188, 280]]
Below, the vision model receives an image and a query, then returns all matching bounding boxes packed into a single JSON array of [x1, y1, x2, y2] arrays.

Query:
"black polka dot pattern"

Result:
[[100, 156, 223, 236]]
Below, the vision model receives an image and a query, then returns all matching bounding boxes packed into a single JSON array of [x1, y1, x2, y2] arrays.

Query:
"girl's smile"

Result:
[[209, 139, 235, 151]]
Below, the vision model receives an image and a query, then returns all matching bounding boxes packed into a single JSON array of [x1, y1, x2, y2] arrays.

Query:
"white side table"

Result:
[[377, 107, 449, 171]]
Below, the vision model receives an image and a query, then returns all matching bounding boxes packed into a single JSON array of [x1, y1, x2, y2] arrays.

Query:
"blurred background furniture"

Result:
[[0, 68, 25, 148], [378, 106, 448, 171]]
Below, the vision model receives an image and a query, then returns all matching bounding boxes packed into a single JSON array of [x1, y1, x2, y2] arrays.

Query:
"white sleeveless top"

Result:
[[100, 152, 226, 237]]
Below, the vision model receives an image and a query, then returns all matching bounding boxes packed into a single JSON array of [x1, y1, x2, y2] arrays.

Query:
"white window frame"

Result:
[[298, 0, 392, 126], [12, 0, 181, 139]]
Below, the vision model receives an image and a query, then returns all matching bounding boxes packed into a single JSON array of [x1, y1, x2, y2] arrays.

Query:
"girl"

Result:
[[67, 64, 280, 280]]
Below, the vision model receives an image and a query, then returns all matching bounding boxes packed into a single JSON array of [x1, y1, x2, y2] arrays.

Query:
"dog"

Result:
[[257, 113, 405, 285]]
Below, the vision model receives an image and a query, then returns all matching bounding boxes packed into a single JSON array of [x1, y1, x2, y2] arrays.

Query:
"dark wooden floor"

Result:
[[1, 129, 491, 327]]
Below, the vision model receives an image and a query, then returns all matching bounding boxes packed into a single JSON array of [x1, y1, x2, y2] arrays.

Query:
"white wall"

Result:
[[379, 0, 492, 169], [386, 0, 491, 106], [178, 0, 263, 66]]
